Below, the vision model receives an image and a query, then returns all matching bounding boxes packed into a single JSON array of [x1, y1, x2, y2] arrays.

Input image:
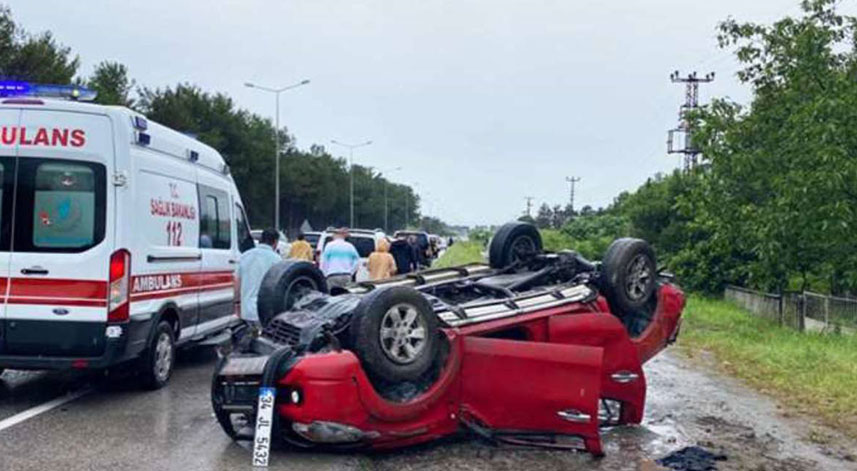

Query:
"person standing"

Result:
[[367, 238, 397, 280], [237, 228, 281, 329], [320, 228, 360, 288], [288, 233, 314, 261], [389, 236, 415, 274]]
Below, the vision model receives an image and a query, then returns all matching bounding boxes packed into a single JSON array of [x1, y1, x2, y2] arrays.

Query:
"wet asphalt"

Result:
[[0, 347, 855, 471]]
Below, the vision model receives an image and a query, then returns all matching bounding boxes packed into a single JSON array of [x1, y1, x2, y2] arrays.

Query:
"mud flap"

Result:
[[459, 337, 604, 455]]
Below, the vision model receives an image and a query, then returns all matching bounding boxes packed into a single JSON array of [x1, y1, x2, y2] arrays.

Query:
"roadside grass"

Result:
[[679, 296, 857, 438], [433, 241, 484, 268]]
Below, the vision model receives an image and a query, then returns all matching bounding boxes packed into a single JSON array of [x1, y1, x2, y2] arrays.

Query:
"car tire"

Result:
[[488, 222, 543, 269], [257, 261, 328, 327], [139, 321, 176, 390], [349, 286, 439, 383], [600, 238, 657, 318]]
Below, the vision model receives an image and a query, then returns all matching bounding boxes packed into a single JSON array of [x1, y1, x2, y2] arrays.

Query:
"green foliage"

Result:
[[0, 6, 78, 83], [87, 61, 135, 107], [680, 296, 857, 437], [433, 241, 484, 268]]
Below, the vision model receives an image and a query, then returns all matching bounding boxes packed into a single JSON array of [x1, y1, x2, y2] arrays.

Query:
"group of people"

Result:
[[238, 228, 439, 326]]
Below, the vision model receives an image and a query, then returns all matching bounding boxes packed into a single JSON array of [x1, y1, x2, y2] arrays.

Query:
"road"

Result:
[[0, 348, 855, 471]]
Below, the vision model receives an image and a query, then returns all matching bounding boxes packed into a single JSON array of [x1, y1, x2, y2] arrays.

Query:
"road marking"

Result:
[[0, 388, 91, 432]]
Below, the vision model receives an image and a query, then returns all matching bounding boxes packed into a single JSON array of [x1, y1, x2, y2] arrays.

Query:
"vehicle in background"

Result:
[[0, 83, 255, 388], [315, 229, 380, 282], [250, 229, 290, 259], [394, 230, 434, 263]]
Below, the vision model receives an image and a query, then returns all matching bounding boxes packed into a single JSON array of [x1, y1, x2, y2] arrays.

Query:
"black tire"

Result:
[[488, 222, 543, 269], [600, 238, 657, 317], [349, 286, 439, 383], [139, 321, 175, 390], [257, 261, 328, 327]]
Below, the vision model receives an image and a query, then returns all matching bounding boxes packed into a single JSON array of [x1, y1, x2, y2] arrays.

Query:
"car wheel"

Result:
[[140, 321, 175, 390], [257, 261, 328, 327], [349, 286, 439, 383], [600, 238, 657, 317], [488, 222, 543, 269]]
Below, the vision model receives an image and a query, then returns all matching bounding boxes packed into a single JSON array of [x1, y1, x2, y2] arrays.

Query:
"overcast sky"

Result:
[[9, 1, 854, 225]]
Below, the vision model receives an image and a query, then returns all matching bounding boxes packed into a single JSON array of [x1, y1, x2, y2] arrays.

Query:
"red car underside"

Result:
[[276, 284, 684, 455]]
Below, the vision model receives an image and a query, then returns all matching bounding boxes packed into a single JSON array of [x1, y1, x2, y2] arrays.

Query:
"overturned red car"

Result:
[[212, 222, 684, 456]]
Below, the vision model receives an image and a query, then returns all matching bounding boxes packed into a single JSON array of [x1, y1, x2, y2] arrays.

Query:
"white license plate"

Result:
[[252, 387, 276, 467]]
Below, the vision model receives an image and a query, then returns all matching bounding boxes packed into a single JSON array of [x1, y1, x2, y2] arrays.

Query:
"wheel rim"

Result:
[[379, 303, 428, 365], [285, 275, 317, 309], [154, 332, 173, 382], [625, 254, 653, 301], [509, 235, 536, 265]]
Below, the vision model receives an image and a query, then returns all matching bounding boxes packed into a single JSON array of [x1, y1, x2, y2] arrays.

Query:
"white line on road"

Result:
[[0, 388, 91, 433]]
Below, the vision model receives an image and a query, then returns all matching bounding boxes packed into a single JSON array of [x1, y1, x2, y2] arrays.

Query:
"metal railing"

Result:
[[724, 286, 856, 334]]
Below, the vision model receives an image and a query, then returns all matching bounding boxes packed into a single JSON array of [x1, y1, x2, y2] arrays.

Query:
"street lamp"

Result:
[[377, 166, 402, 233], [245, 79, 310, 230], [330, 139, 373, 228]]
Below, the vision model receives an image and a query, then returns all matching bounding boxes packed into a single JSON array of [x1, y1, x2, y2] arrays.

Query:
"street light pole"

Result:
[[378, 166, 402, 233], [330, 139, 372, 228], [245, 79, 310, 230]]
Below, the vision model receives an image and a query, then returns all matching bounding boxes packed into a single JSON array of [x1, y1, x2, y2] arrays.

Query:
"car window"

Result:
[[349, 237, 375, 257], [322, 236, 375, 258], [304, 233, 320, 246], [198, 185, 231, 249], [13, 159, 106, 253], [235, 203, 254, 253], [0, 157, 12, 251]]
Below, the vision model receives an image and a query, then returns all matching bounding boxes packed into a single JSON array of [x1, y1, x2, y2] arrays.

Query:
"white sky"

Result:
[[9, 0, 855, 225]]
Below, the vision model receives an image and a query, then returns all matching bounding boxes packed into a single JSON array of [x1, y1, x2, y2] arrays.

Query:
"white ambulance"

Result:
[[0, 83, 255, 388]]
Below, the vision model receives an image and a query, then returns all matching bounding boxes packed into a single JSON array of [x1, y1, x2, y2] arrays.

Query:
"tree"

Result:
[[0, 6, 78, 83], [87, 61, 135, 107]]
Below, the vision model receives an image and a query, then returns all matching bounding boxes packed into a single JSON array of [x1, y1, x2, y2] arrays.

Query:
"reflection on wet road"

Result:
[[0, 349, 854, 471]]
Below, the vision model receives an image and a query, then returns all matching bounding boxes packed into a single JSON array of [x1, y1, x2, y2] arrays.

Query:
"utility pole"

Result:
[[565, 176, 581, 214], [667, 71, 714, 171], [524, 196, 534, 218], [331, 139, 372, 228]]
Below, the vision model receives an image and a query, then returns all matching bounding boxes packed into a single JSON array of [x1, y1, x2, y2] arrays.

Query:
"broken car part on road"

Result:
[[211, 222, 685, 457]]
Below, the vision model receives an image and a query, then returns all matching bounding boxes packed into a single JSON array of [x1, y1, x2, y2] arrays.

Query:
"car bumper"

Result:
[[0, 322, 137, 370]]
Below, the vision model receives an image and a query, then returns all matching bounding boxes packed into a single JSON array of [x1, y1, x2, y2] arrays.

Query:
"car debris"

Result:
[[211, 222, 686, 457], [656, 446, 728, 471]]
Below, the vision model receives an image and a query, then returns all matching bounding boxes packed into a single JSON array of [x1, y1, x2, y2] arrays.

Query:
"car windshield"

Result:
[[324, 236, 375, 258]]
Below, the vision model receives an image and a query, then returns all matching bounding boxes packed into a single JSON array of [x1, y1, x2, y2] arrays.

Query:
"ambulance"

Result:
[[0, 82, 255, 388]]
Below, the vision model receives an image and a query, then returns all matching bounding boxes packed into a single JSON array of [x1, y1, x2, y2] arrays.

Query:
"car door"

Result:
[[548, 313, 647, 424], [195, 176, 236, 337], [0, 108, 20, 354], [459, 336, 604, 455], [5, 109, 114, 356]]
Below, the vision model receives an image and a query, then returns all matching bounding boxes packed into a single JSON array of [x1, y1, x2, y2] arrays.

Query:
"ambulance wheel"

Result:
[[349, 286, 439, 383], [139, 321, 175, 390], [600, 238, 657, 318], [258, 261, 328, 327], [489, 222, 543, 269]]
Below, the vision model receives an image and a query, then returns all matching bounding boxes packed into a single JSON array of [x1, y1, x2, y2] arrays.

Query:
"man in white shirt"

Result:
[[237, 228, 281, 328]]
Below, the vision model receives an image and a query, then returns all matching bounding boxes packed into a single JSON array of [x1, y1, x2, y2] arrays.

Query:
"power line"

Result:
[[565, 176, 581, 213], [524, 196, 534, 218], [667, 70, 714, 171]]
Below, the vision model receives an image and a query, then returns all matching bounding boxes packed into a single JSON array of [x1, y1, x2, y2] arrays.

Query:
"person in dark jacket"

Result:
[[389, 237, 417, 274]]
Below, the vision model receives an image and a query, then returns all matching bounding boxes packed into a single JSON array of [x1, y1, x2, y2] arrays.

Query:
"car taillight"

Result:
[[108, 249, 131, 323]]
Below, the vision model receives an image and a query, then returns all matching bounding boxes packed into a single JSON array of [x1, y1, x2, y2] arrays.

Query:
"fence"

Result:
[[724, 285, 856, 334]]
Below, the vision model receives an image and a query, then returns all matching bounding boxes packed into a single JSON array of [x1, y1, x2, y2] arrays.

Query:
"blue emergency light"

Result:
[[0, 80, 97, 101]]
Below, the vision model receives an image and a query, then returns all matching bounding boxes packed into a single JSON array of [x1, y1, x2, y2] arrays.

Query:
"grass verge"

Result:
[[433, 241, 484, 268], [679, 296, 857, 438]]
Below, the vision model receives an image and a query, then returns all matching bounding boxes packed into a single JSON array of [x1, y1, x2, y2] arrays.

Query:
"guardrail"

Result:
[[724, 286, 856, 334]]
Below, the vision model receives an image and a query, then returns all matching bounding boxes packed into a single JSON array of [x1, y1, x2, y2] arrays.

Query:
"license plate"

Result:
[[252, 387, 276, 467]]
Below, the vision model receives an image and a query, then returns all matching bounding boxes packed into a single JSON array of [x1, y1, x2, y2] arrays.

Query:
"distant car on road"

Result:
[[250, 229, 290, 259], [315, 229, 382, 282]]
